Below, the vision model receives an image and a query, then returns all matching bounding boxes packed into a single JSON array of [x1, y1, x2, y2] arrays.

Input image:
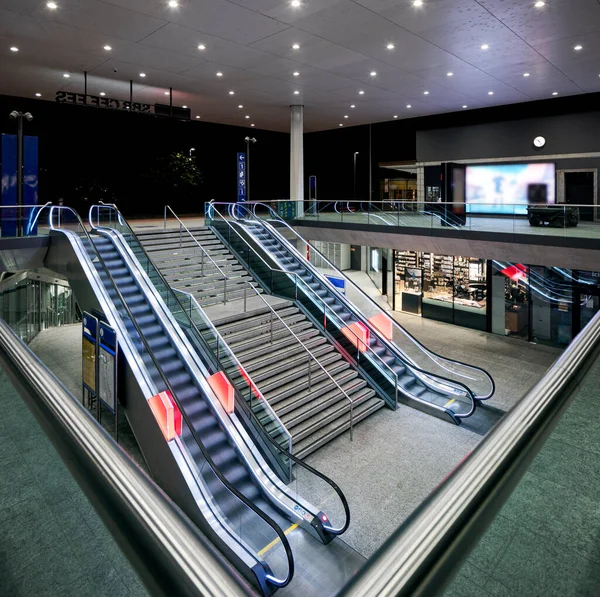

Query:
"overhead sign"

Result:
[[55, 91, 152, 113], [98, 322, 117, 414], [82, 312, 99, 395], [237, 152, 247, 202], [326, 275, 346, 295]]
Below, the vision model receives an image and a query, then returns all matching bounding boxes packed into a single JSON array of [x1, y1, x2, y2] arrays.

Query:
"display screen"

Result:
[[466, 163, 555, 215]]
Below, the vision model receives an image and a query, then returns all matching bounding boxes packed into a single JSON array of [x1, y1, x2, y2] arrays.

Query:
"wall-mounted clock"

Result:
[[533, 136, 546, 148]]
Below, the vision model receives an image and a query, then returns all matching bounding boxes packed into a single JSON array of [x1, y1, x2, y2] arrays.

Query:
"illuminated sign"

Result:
[[55, 91, 152, 113]]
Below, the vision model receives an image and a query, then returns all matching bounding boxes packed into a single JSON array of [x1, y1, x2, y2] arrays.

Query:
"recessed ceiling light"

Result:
[[195, 115, 200, 119], [387, 43, 395, 50], [393, 115, 398, 119], [534, 1, 545, 6], [139, 72, 146, 77], [198, 44, 206, 50], [413, 0, 423, 5], [164, 91, 169, 95], [251, 124, 255, 127], [344, 115, 349, 118], [63, 73, 70, 78], [358, 90, 365, 95], [552, 91, 558, 95], [370, 71, 377, 76], [523, 72, 530, 77], [423, 91, 429, 95], [10, 47, 18, 52], [350, 104, 355, 108], [406, 104, 412, 108], [238, 104, 243, 108], [35, 93, 41, 97], [292, 44, 300, 50], [182, 105, 187, 108], [216, 72, 223, 77], [462, 105, 468, 108], [168, 0, 178, 7], [100, 92, 106, 96], [291, 0, 301, 6], [481, 44, 489, 50], [574, 45, 583, 51], [293, 71, 300, 76], [294, 90, 300, 95], [339, 124, 343, 127], [229, 90, 234, 95], [245, 115, 250, 119], [47, 2, 58, 8], [103, 45, 112, 51], [447, 72, 453, 76], [488, 91, 494, 95]]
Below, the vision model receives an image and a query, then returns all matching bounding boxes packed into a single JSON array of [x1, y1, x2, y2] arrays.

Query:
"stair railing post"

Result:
[[270, 309, 274, 344], [163, 206, 167, 230], [308, 356, 312, 391], [200, 249, 204, 275], [244, 281, 247, 313], [223, 276, 227, 304], [179, 222, 182, 249], [395, 372, 399, 409]]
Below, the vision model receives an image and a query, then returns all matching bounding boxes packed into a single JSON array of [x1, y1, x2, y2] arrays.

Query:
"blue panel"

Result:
[[325, 275, 346, 295], [23, 136, 39, 235], [1, 134, 17, 237], [237, 152, 247, 202]]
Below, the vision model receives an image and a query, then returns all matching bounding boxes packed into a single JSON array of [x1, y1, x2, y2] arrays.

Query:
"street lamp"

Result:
[[353, 152, 359, 199], [244, 136, 257, 201], [188, 147, 196, 160], [9, 111, 34, 236]]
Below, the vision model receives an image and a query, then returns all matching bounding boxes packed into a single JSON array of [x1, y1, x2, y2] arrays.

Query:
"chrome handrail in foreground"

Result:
[[0, 317, 255, 597], [340, 308, 600, 597]]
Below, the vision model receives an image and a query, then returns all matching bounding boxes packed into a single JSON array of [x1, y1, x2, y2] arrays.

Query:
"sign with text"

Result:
[[237, 152, 247, 202], [55, 91, 152, 113], [82, 312, 98, 394], [325, 275, 346, 295], [98, 323, 117, 414]]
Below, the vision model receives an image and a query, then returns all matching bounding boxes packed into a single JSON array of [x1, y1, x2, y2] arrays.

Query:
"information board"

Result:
[[82, 312, 98, 394], [98, 323, 117, 414], [237, 152, 247, 202], [277, 201, 297, 220], [326, 275, 346, 295]]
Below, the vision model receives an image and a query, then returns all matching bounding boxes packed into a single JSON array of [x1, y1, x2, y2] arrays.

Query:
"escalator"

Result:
[[45, 206, 351, 596], [208, 203, 494, 424]]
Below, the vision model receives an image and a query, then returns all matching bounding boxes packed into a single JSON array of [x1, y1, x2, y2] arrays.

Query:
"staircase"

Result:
[[136, 227, 258, 307], [213, 302, 384, 459]]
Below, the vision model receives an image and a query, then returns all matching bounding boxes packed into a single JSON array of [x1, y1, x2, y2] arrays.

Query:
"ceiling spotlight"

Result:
[[229, 90, 235, 95], [103, 45, 112, 51], [552, 91, 558, 95], [164, 91, 169, 95], [245, 115, 250, 118], [63, 73, 70, 78], [100, 92, 106, 96], [195, 115, 200, 119], [339, 124, 343, 127], [291, 0, 301, 6], [35, 93, 41, 97], [413, 0, 423, 5], [447, 72, 453, 76], [292, 43, 300, 50], [462, 105, 468, 108], [387, 43, 395, 50], [216, 71, 223, 76], [423, 90, 429, 95], [238, 104, 243, 108], [534, 1, 545, 6], [523, 72, 530, 77], [406, 104, 412, 108], [359, 90, 365, 95], [293, 71, 300, 76], [47, 2, 58, 8], [574, 45, 583, 51], [393, 115, 398, 119], [182, 105, 187, 108], [168, 0, 178, 7], [293, 90, 300, 95], [251, 124, 255, 127], [344, 115, 348, 118], [488, 91, 494, 95], [370, 71, 377, 76], [481, 44, 489, 50], [10, 47, 18, 52], [198, 44, 206, 50], [139, 72, 146, 77], [350, 104, 355, 108]]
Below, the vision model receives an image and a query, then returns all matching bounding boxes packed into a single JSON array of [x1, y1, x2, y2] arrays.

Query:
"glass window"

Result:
[[453, 256, 487, 331]]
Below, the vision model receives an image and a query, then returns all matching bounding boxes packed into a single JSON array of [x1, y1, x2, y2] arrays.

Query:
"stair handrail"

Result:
[[174, 284, 351, 536], [207, 204, 463, 418], [50, 205, 295, 589], [216, 203, 479, 418], [90, 203, 344, 541], [244, 201, 495, 401]]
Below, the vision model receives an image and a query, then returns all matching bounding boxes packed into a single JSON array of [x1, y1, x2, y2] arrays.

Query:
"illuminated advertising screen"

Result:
[[466, 163, 555, 215]]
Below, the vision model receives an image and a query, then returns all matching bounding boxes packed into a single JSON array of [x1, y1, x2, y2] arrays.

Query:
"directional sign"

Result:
[[237, 152, 247, 202]]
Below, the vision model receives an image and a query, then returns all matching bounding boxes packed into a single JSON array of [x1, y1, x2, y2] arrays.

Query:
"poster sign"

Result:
[[82, 312, 98, 394], [98, 323, 117, 414], [326, 275, 346, 295], [237, 152, 247, 202]]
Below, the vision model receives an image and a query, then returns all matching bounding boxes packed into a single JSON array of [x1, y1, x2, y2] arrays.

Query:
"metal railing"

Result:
[[248, 201, 495, 401], [0, 317, 256, 597]]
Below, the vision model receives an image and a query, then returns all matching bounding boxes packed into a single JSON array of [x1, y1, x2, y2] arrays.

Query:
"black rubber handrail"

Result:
[[49, 206, 295, 589], [91, 203, 350, 536], [244, 201, 495, 401]]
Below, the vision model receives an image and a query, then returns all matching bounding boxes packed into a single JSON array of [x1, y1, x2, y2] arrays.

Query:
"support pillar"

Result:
[[290, 105, 304, 216]]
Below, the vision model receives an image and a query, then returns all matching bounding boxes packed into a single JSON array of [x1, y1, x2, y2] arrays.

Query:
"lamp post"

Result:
[[244, 136, 257, 201], [9, 111, 33, 236], [353, 151, 359, 199], [189, 147, 196, 159]]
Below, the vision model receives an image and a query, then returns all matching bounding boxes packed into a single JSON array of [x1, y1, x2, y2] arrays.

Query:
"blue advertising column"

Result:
[[237, 152, 247, 202], [23, 136, 39, 234], [1, 134, 17, 237]]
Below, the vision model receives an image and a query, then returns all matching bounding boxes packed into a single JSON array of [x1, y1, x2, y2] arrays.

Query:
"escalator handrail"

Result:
[[90, 203, 344, 539], [210, 204, 477, 419], [338, 310, 600, 597], [0, 319, 255, 597], [49, 206, 295, 588], [175, 284, 351, 536], [244, 201, 495, 400], [25, 201, 52, 236]]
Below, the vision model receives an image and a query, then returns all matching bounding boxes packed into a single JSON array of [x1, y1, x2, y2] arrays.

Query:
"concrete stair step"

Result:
[[246, 343, 335, 378], [238, 334, 325, 365]]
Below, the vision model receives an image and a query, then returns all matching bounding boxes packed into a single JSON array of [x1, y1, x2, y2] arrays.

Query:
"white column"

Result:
[[290, 105, 304, 216]]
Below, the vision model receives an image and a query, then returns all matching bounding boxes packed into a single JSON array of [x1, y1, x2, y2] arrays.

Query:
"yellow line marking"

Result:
[[257, 523, 299, 557], [444, 398, 456, 408]]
